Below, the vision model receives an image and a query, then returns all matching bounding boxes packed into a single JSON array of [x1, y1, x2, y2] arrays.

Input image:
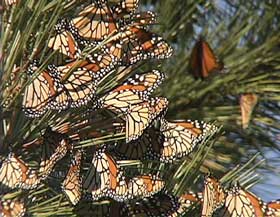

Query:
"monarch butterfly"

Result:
[[83, 148, 124, 201], [23, 53, 116, 117], [54, 52, 117, 108], [112, 0, 139, 19], [103, 25, 172, 65], [39, 128, 70, 179], [39, 141, 69, 179], [88, 52, 119, 83], [118, 70, 165, 98], [22, 61, 66, 117], [50, 61, 97, 108], [0, 153, 40, 189], [62, 150, 82, 205], [71, 0, 118, 41], [115, 11, 157, 29], [240, 93, 258, 129], [0, 197, 26, 217], [112, 2, 156, 27], [202, 175, 225, 217], [127, 11, 157, 26], [152, 119, 217, 162], [84, 148, 164, 202], [97, 70, 164, 113], [220, 184, 266, 217], [126, 175, 165, 200], [97, 88, 143, 115], [265, 200, 280, 217], [83, 149, 128, 202], [125, 97, 168, 142], [189, 37, 224, 79], [48, 19, 81, 65]]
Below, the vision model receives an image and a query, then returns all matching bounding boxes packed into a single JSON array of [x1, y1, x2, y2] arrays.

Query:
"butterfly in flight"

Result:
[[240, 93, 258, 129], [189, 37, 224, 79]]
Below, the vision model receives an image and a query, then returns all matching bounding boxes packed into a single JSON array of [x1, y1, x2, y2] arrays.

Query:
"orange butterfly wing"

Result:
[[189, 38, 223, 78], [240, 93, 258, 129]]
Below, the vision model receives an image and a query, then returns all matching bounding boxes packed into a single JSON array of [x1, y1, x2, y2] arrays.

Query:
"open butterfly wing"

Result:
[[0, 153, 40, 190], [48, 19, 81, 64], [126, 175, 164, 200], [71, 1, 117, 41], [158, 119, 217, 162], [220, 185, 265, 217], [126, 97, 168, 142], [56, 61, 97, 108]]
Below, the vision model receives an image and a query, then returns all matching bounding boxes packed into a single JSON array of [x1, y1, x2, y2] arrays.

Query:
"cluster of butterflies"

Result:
[[1, 0, 221, 216], [198, 175, 280, 217], [0, 115, 216, 212], [1, 174, 280, 216], [22, 0, 172, 118]]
